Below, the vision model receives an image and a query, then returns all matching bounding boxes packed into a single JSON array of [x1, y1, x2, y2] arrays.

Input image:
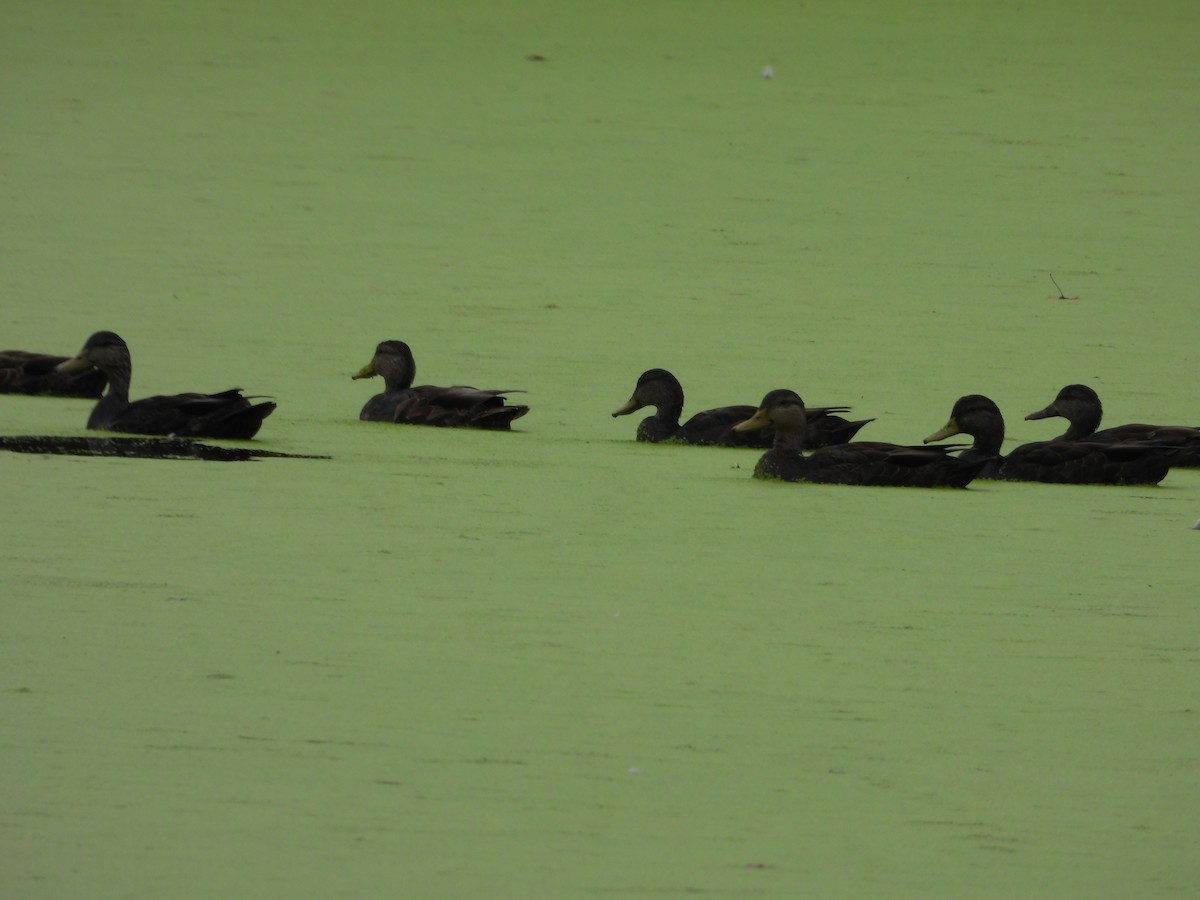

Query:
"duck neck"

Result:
[[772, 418, 809, 455], [1061, 408, 1101, 440], [381, 361, 415, 392], [755, 426, 808, 480], [631, 383, 683, 441], [88, 361, 131, 429], [638, 416, 680, 442], [967, 420, 1004, 456], [646, 382, 684, 429]]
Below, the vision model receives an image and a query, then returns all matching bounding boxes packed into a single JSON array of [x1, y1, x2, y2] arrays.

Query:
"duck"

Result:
[[1025, 384, 1200, 467], [611, 368, 872, 449], [56, 331, 275, 439], [352, 340, 529, 429], [1, 349, 107, 397], [925, 394, 1170, 485], [733, 389, 984, 487]]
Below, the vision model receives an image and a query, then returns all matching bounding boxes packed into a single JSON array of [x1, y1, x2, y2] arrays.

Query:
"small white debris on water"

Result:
[[761, 66, 774, 79], [627, 767, 641, 776]]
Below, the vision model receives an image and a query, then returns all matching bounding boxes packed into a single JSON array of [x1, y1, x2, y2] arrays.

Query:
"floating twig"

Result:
[[1048, 273, 1078, 300]]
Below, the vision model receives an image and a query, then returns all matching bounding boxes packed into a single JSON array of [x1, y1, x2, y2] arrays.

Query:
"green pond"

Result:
[[4, 1, 1198, 897]]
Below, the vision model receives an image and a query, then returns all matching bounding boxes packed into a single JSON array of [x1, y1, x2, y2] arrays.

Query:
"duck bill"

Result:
[[351, 362, 377, 380], [732, 408, 771, 432], [55, 352, 93, 374], [924, 419, 961, 444], [1024, 404, 1057, 421], [611, 398, 642, 418]]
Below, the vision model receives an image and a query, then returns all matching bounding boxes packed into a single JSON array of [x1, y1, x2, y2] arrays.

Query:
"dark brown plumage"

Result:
[[1, 349, 107, 397], [352, 340, 528, 429], [56, 331, 275, 439], [1025, 384, 1200, 467], [926, 394, 1170, 485], [735, 389, 984, 487], [611, 368, 872, 448]]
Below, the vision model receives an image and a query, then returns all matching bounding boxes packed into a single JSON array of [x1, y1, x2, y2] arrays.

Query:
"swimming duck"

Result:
[[1025, 384, 1200, 466], [734, 389, 984, 487], [925, 394, 1170, 485], [352, 340, 529, 429], [56, 331, 275, 439], [1, 349, 106, 397], [611, 368, 872, 448]]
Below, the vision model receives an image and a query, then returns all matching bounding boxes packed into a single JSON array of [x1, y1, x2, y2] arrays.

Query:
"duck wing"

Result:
[[676, 405, 771, 447], [112, 390, 275, 440], [804, 406, 875, 447], [676, 403, 871, 449], [1089, 423, 1200, 467], [1001, 439, 1169, 485], [802, 442, 983, 487], [393, 384, 529, 429]]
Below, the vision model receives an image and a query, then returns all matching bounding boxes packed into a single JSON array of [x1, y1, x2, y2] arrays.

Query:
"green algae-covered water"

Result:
[[4, 2, 1199, 897]]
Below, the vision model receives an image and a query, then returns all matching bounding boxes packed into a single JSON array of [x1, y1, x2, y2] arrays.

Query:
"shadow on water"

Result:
[[0, 435, 329, 462]]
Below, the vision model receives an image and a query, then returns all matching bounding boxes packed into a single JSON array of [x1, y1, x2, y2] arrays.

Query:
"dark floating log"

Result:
[[0, 435, 329, 462]]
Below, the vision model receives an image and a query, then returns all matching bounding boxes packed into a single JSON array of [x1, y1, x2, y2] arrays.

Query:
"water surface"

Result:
[[3, 2, 1198, 897]]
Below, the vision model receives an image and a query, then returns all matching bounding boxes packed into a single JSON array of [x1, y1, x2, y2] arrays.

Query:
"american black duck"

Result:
[[611, 368, 872, 448], [1, 349, 106, 397], [734, 389, 984, 487], [352, 340, 529, 429], [925, 394, 1170, 485], [1025, 384, 1200, 467], [56, 331, 275, 439]]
